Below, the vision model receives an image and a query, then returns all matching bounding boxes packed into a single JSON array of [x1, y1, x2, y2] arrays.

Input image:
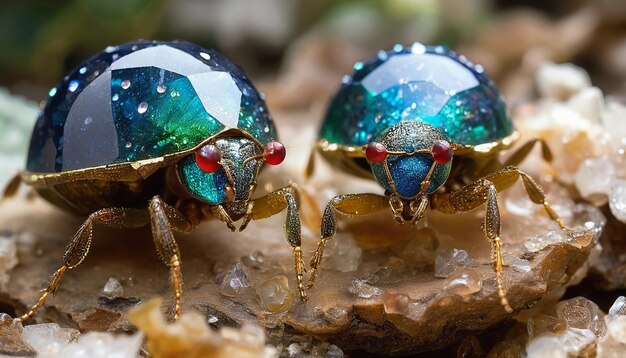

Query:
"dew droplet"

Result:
[[393, 44, 404, 53], [353, 61, 364, 71], [125, 142, 132, 148], [170, 90, 179, 97], [411, 42, 426, 54], [263, 126, 270, 133], [84, 117, 93, 125], [104, 46, 116, 53], [68, 80, 80, 92], [207, 315, 218, 324], [112, 93, 119, 101], [200, 52, 211, 60], [121, 80, 131, 89], [137, 102, 148, 114], [79, 67, 87, 74], [48, 87, 57, 97], [156, 85, 166, 94], [131, 45, 139, 51], [377, 50, 388, 61]]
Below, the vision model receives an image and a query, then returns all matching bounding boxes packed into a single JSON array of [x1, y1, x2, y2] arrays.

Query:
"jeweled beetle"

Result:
[[306, 43, 574, 312], [6, 40, 307, 321]]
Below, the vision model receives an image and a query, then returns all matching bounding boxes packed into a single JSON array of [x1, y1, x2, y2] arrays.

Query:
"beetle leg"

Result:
[[1, 173, 22, 201], [148, 195, 194, 321], [250, 184, 306, 301], [503, 138, 553, 167], [430, 166, 575, 313], [17, 207, 148, 323], [307, 193, 389, 290]]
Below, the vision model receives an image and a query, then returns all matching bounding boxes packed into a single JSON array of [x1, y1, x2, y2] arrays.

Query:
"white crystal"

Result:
[[0, 232, 18, 272], [51, 332, 143, 358], [568, 87, 604, 123], [21, 323, 80, 355], [608, 296, 626, 319], [102, 277, 124, 299], [559, 328, 596, 353], [444, 268, 482, 296], [502, 252, 531, 273], [434, 248, 475, 278], [607, 316, 626, 345], [609, 179, 626, 223], [220, 262, 251, 297], [574, 156, 614, 206], [347, 278, 381, 298], [536, 62, 591, 100], [322, 232, 362, 272], [526, 335, 567, 358]]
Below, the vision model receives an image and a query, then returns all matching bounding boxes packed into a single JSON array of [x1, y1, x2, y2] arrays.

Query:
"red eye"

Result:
[[264, 141, 286, 165], [432, 140, 453, 163], [195, 144, 221, 172], [366, 142, 388, 163]]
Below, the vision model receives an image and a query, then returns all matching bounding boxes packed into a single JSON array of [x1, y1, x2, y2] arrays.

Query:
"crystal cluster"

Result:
[[129, 298, 277, 358], [522, 296, 626, 357], [519, 62, 626, 223]]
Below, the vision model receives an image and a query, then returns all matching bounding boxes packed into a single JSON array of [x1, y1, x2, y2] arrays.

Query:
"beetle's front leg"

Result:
[[307, 193, 389, 290], [250, 184, 306, 300]]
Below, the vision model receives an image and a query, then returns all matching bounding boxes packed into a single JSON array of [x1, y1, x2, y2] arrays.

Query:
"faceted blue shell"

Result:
[[319, 44, 514, 148], [27, 41, 277, 173]]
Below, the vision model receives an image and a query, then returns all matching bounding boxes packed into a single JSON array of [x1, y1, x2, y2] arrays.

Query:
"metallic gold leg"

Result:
[[431, 166, 575, 313], [307, 193, 389, 290], [250, 184, 307, 301], [148, 196, 191, 321], [17, 207, 148, 322], [17, 265, 67, 322]]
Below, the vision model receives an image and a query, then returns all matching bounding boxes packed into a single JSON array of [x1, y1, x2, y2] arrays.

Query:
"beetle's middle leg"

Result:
[[17, 207, 149, 323], [307, 193, 389, 290]]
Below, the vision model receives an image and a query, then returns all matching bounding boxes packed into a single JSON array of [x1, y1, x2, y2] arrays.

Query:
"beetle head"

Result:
[[365, 121, 454, 199], [178, 136, 285, 205]]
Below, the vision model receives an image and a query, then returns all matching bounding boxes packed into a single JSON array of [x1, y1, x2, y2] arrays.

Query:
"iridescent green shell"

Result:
[[26, 41, 277, 173], [319, 44, 514, 148]]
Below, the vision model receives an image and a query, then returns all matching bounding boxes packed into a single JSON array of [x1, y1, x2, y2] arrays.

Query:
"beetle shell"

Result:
[[27, 40, 277, 174], [319, 44, 514, 148]]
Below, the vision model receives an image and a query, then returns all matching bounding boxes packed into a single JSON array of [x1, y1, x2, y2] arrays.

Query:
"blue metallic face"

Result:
[[178, 136, 262, 205], [370, 122, 452, 198]]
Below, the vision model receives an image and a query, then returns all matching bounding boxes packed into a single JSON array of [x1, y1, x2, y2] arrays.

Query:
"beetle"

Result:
[[6, 40, 307, 322], [305, 43, 574, 312]]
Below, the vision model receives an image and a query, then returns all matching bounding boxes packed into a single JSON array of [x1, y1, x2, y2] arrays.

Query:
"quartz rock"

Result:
[[526, 335, 567, 358], [559, 328, 596, 353], [502, 253, 531, 273], [255, 275, 293, 313], [242, 251, 265, 269], [555, 296, 603, 331], [535, 62, 591, 100], [220, 262, 251, 297], [574, 156, 614, 206], [609, 179, 626, 223], [45, 332, 143, 358], [21, 323, 80, 356], [444, 268, 482, 296], [434, 248, 475, 278], [321, 232, 362, 273], [101, 277, 124, 299], [0, 315, 36, 357], [130, 298, 276, 358], [527, 314, 567, 339], [568, 87, 604, 123], [608, 296, 626, 319], [347, 278, 381, 298], [382, 292, 411, 315]]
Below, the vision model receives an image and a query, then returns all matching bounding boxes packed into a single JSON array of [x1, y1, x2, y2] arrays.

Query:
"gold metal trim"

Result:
[[22, 128, 262, 188], [316, 130, 520, 159]]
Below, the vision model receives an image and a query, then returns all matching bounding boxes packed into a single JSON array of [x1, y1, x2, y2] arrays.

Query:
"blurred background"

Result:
[[1, 0, 625, 106]]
